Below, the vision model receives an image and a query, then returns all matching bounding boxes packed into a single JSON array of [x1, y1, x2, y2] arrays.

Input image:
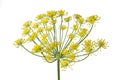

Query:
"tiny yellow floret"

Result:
[[60, 59, 69, 68]]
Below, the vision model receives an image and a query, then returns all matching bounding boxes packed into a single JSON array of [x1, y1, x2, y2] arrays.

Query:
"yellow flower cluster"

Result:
[[74, 14, 84, 24], [60, 25, 67, 30], [68, 33, 74, 39], [14, 38, 24, 48], [78, 28, 88, 37], [58, 10, 65, 16], [64, 16, 71, 22], [97, 39, 107, 48], [32, 44, 42, 53], [86, 15, 100, 24], [83, 39, 107, 53], [60, 59, 69, 68], [14, 10, 107, 69], [83, 40, 94, 53]]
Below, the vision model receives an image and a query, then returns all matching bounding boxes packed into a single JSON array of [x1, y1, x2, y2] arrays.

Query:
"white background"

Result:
[[0, 0, 120, 80]]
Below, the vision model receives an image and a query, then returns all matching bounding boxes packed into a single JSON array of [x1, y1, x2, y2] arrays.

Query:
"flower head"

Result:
[[47, 10, 56, 18], [68, 53, 76, 61], [86, 15, 100, 24], [78, 28, 88, 37], [64, 16, 71, 22], [60, 59, 69, 68], [22, 27, 31, 35], [68, 33, 74, 39], [57, 10, 65, 16], [37, 27, 44, 33], [36, 14, 46, 19], [41, 18, 49, 24], [97, 39, 107, 48], [60, 49, 69, 55], [74, 14, 84, 24], [32, 44, 42, 53], [14, 9, 107, 70], [45, 26, 53, 31], [14, 38, 24, 48], [27, 32, 37, 41], [44, 54, 53, 62], [73, 24, 79, 30], [69, 42, 78, 50], [23, 21, 32, 27], [83, 40, 94, 53], [32, 22, 40, 28], [60, 25, 67, 30]]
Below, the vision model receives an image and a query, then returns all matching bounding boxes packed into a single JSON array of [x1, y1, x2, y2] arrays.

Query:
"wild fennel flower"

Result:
[[97, 39, 107, 48], [22, 27, 31, 35], [36, 14, 46, 19], [32, 44, 42, 53], [86, 15, 100, 24], [57, 9, 65, 16], [14, 10, 107, 80], [73, 25, 79, 30], [23, 20, 32, 27], [64, 16, 71, 22], [60, 59, 69, 68], [78, 28, 88, 37], [14, 38, 24, 48], [60, 25, 67, 30]]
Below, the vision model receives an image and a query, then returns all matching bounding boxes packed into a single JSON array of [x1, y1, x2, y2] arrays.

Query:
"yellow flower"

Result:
[[37, 27, 44, 33], [45, 26, 53, 31], [41, 39, 48, 44], [23, 21, 32, 27], [69, 42, 78, 50], [44, 54, 52, 61], [60, 49, 69, 55], [78, 28, 88, 37], [84, 46, 92, 53], [43, 46, 53, 53], [78, 17, 84, 24], [68, 53, 75, 61], [73, 24, 79, 30], [32, 22, 40, 28], [14, 38, 24, 48], [14, 9, 107, 67], [27, 33, 37, 41], [41, 18, 49, 24], [36, 14, 46, 19], [74, 14, 84, 24], [64, 16, 71, 22], [40, 33, 48, 39], [32, 44, 42, 53], [86, 15, 100, 24], [74, 14, 82, 19], [97, 39, 107, 48], [60, 59, 69, 68], [22, 27, 31, 35], [57, 10, 65, 16], [60, 25, 67, 30], [51, 19, 57, 24], [68, 33, 74, 39], [83, 40, 94, 53], [47, 10, 56, 17], [49, 41, 59, 50], [84, 40, 92, 46]]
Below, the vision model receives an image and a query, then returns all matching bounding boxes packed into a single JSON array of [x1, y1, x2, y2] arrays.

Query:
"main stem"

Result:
[[57, 59, 60, 80]]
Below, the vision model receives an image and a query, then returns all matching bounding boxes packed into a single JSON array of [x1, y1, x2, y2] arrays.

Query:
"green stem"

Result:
[[57, 59, 60, 80]]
